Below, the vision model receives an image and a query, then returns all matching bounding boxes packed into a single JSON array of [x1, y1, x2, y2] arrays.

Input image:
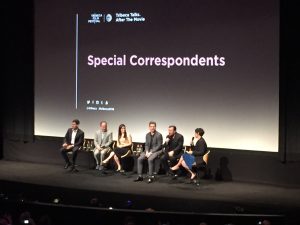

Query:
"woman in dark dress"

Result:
[[170, 128, 208, 180], [102, 124, 132, 171]]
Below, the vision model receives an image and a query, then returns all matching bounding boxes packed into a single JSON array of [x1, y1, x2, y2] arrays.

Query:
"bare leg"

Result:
[[182, 160, 196, 179], [103, 152, 115, 163], [113, 155, 121, 170], [171, 156, 184, 170]]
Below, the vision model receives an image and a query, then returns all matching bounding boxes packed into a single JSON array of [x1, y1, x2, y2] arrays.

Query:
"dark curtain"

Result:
[[2, 0, 34, 149], [279, 0, 300, 162]]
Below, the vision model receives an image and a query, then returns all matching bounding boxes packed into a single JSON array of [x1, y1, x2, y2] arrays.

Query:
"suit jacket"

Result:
[[163, 132, 184, 156], [64, 128, 84, 147], [145, 131, 163, 153], [192, 137, 208, 165], [94, 130, 113, 149]]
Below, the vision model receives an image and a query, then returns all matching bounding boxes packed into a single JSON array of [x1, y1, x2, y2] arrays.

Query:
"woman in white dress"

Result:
[[102, 124, 132, 171]]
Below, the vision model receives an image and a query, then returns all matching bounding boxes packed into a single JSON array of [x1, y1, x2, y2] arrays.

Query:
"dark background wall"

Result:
[[279, 0, 300, 162], [2, 0, 300, 186]]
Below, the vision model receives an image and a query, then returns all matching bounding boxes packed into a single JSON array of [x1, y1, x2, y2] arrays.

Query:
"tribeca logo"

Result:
[[87, 13, 113, 24], [88, 13, 102, 24], [105, 14, 113, 22]]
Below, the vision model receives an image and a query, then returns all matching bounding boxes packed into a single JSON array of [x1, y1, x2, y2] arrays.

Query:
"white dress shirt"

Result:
[[71, 129, 77, 145]]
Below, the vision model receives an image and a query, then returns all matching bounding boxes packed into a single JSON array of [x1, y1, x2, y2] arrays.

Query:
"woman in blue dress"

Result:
[[170, 128, 208, 180]]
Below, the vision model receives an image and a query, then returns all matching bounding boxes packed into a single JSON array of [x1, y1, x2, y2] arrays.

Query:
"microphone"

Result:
[[163, 136, 170, 153], [190, 137, 194, 146], [165, 137, 170, 144]]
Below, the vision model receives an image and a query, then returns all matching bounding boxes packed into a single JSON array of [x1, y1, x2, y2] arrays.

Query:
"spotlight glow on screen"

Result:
[[35, 0, 279, 152]]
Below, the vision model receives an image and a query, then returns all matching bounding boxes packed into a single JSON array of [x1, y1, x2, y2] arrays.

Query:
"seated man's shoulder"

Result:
[[176, 132, 183, 138], [156, 131, 163, 137]]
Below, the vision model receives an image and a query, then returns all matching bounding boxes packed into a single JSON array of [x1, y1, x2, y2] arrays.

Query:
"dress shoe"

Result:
[[64, 162, 71, 169], [70, 165, 78, 172], [171, 174, 178, 180], [134, 176, 143, 182], [148, 175, 155, 183], [167, 169, 175, 176]]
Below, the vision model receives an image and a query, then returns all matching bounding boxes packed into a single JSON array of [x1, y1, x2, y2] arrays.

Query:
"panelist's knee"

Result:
[[60, 148, 67, 152], [137, 156, 144, 163], [100, 151, 106, 156], [148, 158, 154, 163]]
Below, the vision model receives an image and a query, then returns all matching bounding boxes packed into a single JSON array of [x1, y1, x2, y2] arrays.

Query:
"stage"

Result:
[[0, 160, 299, 216]]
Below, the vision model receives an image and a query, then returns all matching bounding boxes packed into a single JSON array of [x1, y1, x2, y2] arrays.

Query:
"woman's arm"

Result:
[[116, 138, 121, 148], [118, 135, 132, 148], [192, 139, 206, 156]]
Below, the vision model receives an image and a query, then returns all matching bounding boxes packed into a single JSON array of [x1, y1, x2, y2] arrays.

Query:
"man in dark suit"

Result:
[[160, 125, 184, 174], [134, 121, 163, 183], [60, 119, 85, 171]]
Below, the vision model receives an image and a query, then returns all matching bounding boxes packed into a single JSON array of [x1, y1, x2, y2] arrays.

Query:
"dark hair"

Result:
[[118, 124, 127, 142], [168, 125, 177, 131], [195, 128, 205, 136], [72, 119, 80, 125], [149, 121, 156, 126], [100, 121, 107, 126]]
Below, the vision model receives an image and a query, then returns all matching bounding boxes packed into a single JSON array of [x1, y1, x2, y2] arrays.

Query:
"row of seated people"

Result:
[[60, 119, 209, 183]]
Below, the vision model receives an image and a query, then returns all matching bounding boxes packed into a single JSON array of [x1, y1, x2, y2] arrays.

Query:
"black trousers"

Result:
[[160, 153, 181, 173], [60, 146, 80, 165]]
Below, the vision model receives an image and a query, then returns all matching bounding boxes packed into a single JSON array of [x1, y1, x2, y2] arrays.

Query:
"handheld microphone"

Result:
[[165, 137, 170, 144], [163, 136, 170, 153], [190, 137, 194, 146]]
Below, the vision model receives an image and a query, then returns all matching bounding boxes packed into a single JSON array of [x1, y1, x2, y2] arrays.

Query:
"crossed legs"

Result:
[[102, 152, 122, 171], [171, 156, 196, 179]]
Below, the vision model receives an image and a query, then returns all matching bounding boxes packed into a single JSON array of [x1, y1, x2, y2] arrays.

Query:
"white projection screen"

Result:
[[34, 0, 279, 152]]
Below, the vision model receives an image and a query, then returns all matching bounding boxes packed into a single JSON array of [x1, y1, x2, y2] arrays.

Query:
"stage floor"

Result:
[[0, 160, 300, 215]]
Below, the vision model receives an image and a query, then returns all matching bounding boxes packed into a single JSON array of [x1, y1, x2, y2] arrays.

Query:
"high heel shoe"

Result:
[[190, 173, 196, 180]]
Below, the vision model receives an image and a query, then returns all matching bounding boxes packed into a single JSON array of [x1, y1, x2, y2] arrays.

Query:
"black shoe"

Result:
[[64, 162, 71, 169], [148, 175, 155, 183], [70, 165, 78, 172], [167, 169, 175, 176], [134, 176, 143, 182], [98, 165, 104, 171], [171, 174, 178, 180]]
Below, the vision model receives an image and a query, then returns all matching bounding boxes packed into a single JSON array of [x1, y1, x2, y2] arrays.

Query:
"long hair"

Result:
[[118, 124, 127, 143]]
